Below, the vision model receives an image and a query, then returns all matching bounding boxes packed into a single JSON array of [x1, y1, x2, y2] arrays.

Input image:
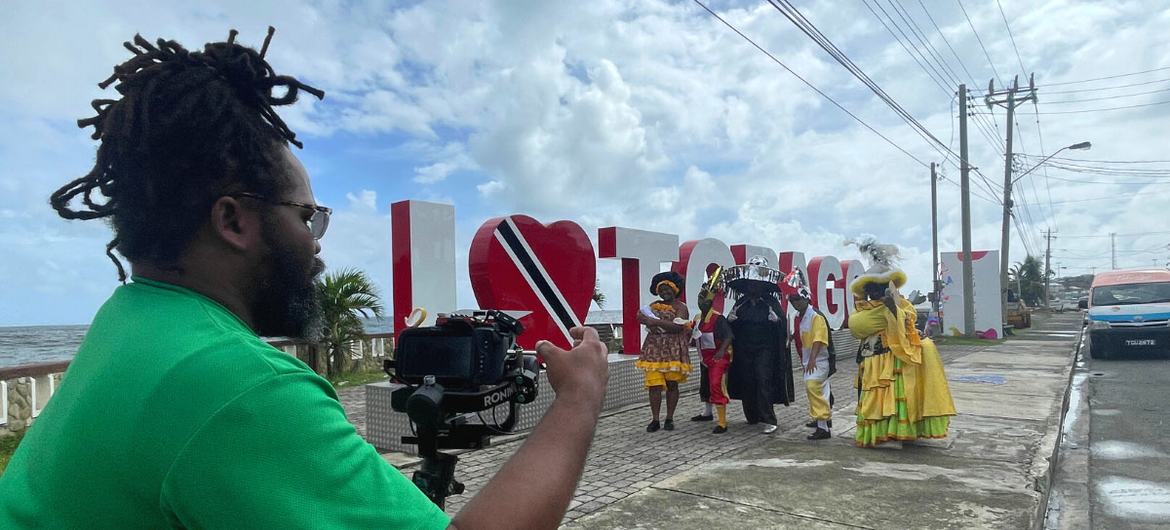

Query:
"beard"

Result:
[[253, 227, 325, 341]]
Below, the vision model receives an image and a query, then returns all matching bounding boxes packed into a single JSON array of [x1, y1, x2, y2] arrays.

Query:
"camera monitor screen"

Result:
[[397, 334, 474, 380]]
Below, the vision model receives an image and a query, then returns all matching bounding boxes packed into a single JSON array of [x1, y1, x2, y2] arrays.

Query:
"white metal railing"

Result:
[[30, 374, 55, 418], [2, 361, 69, 432], [0, 335, 395, 432], [349, 336, 393, 360]]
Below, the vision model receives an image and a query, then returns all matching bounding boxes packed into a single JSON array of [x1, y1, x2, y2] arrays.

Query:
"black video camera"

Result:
[[394, 310, 525, 389], [383, 310, 542, 509]]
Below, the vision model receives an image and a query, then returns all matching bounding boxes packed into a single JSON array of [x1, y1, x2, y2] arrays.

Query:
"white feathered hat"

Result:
[[846, 237, 908, 298]]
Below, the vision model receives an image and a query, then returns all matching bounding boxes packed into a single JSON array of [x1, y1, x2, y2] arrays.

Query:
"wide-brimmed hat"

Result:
[[723, 255, 781, 295], [847, 237, 908, 298], [650, 271, 685, 296]]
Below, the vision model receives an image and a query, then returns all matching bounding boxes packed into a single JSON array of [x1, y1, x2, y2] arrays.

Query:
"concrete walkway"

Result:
[[567, 313, 1082, 529]]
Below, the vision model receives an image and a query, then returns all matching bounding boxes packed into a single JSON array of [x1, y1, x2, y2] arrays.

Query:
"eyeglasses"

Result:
[[229, 192, 332, 240]]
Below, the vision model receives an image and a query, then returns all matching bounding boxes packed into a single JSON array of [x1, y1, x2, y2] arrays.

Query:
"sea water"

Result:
[[0, 318, 394, 368]]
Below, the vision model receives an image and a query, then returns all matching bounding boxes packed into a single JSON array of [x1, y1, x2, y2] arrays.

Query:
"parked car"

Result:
[[1081, 270, 1170, 359]]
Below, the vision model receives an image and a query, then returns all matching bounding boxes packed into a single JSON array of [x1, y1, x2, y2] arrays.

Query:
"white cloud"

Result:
[[4, 0, 1170, 326], [476, 180, 505, 197], [346, 190, 379, 212], [413, 161, 458, 184]]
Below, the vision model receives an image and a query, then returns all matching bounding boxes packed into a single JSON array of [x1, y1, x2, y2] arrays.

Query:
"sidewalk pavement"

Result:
[[353, 313, 1081, 528], [566, 313, 1082, 529]]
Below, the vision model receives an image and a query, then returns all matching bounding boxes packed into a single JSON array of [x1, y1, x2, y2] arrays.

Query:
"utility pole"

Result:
[[959, 84, 976, 337], [1043, 229, 1055, 309], [931, 162, 941, 330], [986, 75, 1036, 318], [1111, 232, 1117, 270]]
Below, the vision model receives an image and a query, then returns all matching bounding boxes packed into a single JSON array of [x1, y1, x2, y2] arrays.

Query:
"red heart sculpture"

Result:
[[469, 215, 596, 350]]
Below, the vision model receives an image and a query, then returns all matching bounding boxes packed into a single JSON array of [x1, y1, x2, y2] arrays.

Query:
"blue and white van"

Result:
[[1081, 269, 1170, 359]]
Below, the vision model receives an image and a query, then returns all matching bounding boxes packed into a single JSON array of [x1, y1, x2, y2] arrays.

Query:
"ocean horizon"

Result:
[[0, 318, 395, 369]]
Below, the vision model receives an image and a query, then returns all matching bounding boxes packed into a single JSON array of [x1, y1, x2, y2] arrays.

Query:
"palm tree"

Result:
[[1008, 256, 1045, 306], [317, 269, 384, 377], [592, 281, 606, 309]]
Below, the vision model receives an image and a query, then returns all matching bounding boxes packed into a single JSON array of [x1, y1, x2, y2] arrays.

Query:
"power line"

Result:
[[1060, 230, 1170, 239], [1012, 213, 1037, 257], [761, 0, 999, 186], [888, 0, 965, 86], [912, 0, 1004, 153], [1041, 86, 1170, 105], [916, 0, 977, 82], [938, 171, 1001, 205], [861, 0, 952, 96], [1024, 160, 1170, 176], [764, 0, 953, 156], [1040, 174, 1170, 185], [980, 99, 1170, 114], [995, 0, 1027, 77], [1038, 66, 1170, 87], [1031, 100, 1056, 231], [1038, 77, 1170, 96], [1047, 190, 1170, 205], [1013, 122, 1048, 235], [689, 0, 930, 168], [957, 0, 1004, 86], [1023, 156, 1170, 165]]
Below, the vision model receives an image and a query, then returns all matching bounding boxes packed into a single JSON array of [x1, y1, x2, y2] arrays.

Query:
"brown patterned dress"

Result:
[[635, 302, 692, 386]]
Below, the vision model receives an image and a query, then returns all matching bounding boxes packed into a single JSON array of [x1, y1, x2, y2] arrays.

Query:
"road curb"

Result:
[[1030, 320, 1086, 530]]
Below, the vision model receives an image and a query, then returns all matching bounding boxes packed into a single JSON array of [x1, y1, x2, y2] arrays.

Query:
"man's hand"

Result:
[[453, 327, 609, 530], [536, 327, 609, 407]]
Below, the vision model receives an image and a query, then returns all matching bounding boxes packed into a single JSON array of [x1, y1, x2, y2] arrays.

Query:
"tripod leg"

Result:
[[415, 451, 461, 510]]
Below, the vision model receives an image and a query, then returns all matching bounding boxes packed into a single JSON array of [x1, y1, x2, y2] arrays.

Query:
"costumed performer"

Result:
[[725, 256, 795, 434], [692, 273, 734, 434], [782, 269, 836, 440], [635, 271, 692, 433], [690, 264, 723, 423], [847, 238, 957, 448]]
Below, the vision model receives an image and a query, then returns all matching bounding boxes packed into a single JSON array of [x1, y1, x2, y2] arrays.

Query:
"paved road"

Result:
[[1047, 320, 1170, 529], [1085, 342, 1170, 528]]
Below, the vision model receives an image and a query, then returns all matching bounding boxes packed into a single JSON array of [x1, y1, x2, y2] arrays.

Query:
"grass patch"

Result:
[[328, 368, 389, 389], [0, 431, 26, 476]]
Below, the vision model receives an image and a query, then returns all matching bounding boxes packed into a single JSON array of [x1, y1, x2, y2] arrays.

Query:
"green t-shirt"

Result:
[[0, 278, 449, 529]]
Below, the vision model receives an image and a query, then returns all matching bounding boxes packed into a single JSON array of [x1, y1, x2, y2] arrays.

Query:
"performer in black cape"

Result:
[[724, 256, 796, 434]]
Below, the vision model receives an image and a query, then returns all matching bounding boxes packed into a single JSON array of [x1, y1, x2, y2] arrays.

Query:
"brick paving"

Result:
[[338, 386, 367, 439], [338, 338, 989, 522]]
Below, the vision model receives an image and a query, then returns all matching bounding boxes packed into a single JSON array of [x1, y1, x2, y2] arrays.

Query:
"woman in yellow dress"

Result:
[[848, 240, 956, 447], [635, 271, 692, 433]]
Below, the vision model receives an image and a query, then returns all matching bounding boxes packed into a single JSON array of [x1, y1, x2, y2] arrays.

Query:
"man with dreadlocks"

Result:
[[0, 29, 609, 529]]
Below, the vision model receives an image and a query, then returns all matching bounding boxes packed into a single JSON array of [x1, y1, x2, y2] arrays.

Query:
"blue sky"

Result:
[[2, 0, 1168, 326]]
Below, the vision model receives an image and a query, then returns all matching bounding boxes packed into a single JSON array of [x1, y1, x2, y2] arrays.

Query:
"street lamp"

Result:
[[1013, 141, 1092, 184], [1000, 140, 1091, 320]]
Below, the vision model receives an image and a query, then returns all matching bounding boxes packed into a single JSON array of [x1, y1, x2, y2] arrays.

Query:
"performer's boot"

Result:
[[712, 406, 728, 434], [807, 428, 831, 440], [805, 419, 832, 429]]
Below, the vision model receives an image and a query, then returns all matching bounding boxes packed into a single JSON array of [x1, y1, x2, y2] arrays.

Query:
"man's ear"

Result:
[[208, 196, 262, 252]]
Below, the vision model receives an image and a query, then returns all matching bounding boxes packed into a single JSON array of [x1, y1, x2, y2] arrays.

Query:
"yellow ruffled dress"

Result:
[[850, 298, 956, 447]]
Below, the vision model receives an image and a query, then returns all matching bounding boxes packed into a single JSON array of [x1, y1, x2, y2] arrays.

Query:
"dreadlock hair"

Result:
[[49, 27, 324, 282]]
